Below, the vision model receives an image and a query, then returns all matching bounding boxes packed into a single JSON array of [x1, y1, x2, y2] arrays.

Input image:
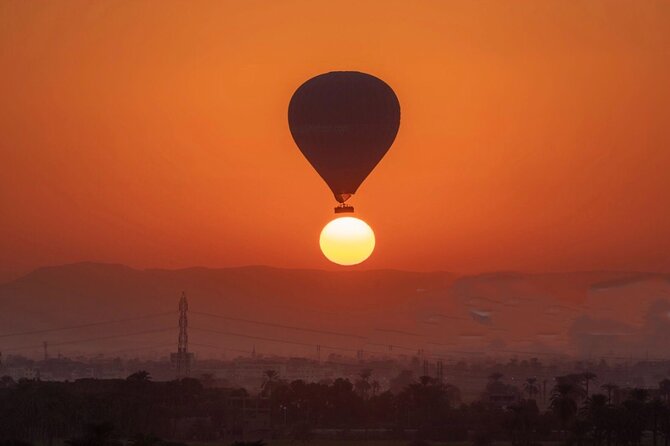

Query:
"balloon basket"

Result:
[[334, 204, 354, 214]]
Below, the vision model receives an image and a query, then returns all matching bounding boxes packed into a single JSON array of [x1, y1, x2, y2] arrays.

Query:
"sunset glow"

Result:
[[319, 217, 375, 266], [1, 1, 669, 277]]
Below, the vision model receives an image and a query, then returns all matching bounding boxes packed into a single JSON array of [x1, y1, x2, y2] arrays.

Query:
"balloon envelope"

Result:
[[288, 71, 400, 203]]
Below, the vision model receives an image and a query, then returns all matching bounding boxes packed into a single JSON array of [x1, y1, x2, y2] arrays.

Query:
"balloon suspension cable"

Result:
[[334, 204, 355, 214]]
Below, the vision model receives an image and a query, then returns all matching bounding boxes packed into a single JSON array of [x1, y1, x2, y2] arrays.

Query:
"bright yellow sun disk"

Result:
[[319, 217, 375, 266]]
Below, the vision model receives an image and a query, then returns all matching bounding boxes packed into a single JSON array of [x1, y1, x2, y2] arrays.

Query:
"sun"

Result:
[[319, 217, 375, 266]]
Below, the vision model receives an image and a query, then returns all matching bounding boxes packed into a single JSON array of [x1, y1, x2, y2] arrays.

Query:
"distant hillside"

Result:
[[1, 262, 668, 360], [0, 269, 23, 285]]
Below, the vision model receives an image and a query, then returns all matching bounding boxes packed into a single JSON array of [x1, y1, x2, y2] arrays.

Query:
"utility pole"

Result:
[[170, 292, 192, 379]]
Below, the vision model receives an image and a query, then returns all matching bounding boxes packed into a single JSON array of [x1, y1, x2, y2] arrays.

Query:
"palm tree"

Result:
[[648, 398, 667, 446], [355, 369, 373, 399], [262, 369, 280, 396], [582, 372, 597, 397], [507, 399, 539, 446], [622, 388, 649, 446], [601, 383, 618, 404], [551, 383, 579, 439], [371, 380, 381, 397], [629, 387, 649, 402], [555, 374, 587, 401], [354, 378, 371, 400], [582, 394, 609, 446], [524, 377, 539, 400], [659, 379, 670, 402], [402, 375, 451, 427]]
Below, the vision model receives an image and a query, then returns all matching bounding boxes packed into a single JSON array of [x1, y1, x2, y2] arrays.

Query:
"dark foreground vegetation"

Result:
[[2, 371, 670, 446]]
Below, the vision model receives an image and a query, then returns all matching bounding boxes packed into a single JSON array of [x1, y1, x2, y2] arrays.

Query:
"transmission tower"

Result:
[[171, 292, 193, 378]]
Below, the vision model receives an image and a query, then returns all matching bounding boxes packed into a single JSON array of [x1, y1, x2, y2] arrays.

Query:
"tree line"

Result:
[[2, 370, 670, 445]]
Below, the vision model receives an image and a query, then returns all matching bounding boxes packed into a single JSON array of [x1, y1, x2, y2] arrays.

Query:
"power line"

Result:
[[192, 326, 341, 350], [190, 342, 253, 355], [106, 342, 175, 356], [3, 327, 174, 352], [366, 342, 482, 359], [191, 326, 386, 355], [367, 342, 416, 352], [3, 303, 660, 363], [191, 311, 367, 340], [0, 312, 174, 339]]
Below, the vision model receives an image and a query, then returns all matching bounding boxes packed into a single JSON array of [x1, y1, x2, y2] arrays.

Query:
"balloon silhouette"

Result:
[[288, 71, 400, 212]]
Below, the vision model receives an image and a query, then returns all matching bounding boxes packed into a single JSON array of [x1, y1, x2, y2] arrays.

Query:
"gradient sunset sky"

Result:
[[1, 1, 669, 278]]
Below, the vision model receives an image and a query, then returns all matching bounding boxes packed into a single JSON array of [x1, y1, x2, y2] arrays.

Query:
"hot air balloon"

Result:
[[288, 71, 400, 265], [288, 71, 400, 213]]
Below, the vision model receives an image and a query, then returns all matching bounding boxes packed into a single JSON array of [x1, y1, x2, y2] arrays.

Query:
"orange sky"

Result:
[[1, 0, 669, 278]]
